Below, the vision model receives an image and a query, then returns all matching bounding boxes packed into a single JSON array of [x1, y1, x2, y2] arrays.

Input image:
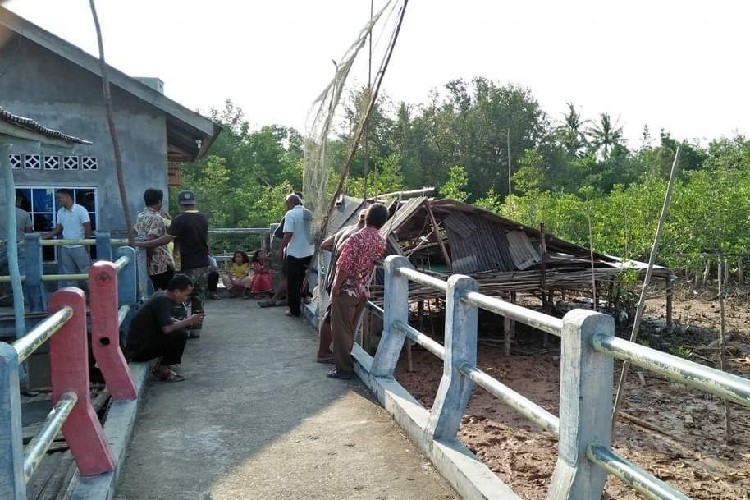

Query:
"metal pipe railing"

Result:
[[209, 227, 272, 234], [117, 305, 130, 327], [23, 392, 78, 482], [463, 290, 564, 337], [393, 319, 445, 359], [396, 266, 448, 293], [461, 365, 560, 435], [0, 275, 25, 283], [41, 273, 89, 282], [40, 238, 128, 246], [13, 306, 73, 363], [587, 445, 689, 500], [592, 333, 750, 408], [113, 255, 130, 271]]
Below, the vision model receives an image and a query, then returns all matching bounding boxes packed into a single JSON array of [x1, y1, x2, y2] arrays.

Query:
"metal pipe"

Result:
[[0, 275, 25, 283], [208, 228, 272, 234], [365, 301, 384, 316], [41, 273, 88, 282], [463, 290, 563, 337], [14, 307, 73, 363], [592, 333, 750, 409], [397, 267, 448, 293], [462, 365, 560, 435], [393, 320, 445, 359], [113, 255, 129, 271], [41, 239, 97, 246], [587, 444, 689, 500], [117, 304, 129, 327], [23, 392, 78, 482]]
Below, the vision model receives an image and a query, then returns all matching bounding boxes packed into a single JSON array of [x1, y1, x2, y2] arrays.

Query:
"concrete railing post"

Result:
[[135, 247, 150, 302], [95, 232, 112, 262], [427, 274, 478, 441], [0, 343, 24, 499], [89, 261, 137, 400], [48, 289, 115, 475], [548, 310, 614, 500], [116, 246, 137, 306], [24, 233, 44, 313], [371, 255, 411, 378]]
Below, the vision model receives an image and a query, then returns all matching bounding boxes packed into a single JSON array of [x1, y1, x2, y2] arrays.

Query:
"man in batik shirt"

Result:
[[134, 189, 175, 290], [327, 203, 388, 379]]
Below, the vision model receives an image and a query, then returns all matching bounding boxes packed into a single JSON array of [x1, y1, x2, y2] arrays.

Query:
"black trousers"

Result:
[[150, 269, 174, 291], [207, 271, 219, 292], [285, 255, 312, 316], [128, 329, 188, 366]]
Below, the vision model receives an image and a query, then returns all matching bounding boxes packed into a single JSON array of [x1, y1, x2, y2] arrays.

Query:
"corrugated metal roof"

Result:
[[325, 195, 365, 237], [0, 106, 90, 144], [379, 196, 427, 237]]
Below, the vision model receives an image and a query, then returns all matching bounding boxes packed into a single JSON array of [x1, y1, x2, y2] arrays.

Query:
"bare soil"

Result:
[[394, 287, 750, 499]]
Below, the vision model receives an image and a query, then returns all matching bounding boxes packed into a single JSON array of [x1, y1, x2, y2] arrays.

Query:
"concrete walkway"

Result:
[[116, 299, 457, 500]]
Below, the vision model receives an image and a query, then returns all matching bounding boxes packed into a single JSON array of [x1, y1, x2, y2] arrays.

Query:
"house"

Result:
[[0, 7, 220, 249]]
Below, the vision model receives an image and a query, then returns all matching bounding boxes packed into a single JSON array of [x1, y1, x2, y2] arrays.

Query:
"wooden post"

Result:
[[548, 310, 614, 500], [718, 257, 732, 442], [89, 261, 137, 400], [49, 289, 115, 475], [738, 256, 744, 285], [424, 201, 452, 273], [665, 276, 673, 329], [0, 343, 25, 499], [427, 274, 479, 441], [371, 256, 411, 378]]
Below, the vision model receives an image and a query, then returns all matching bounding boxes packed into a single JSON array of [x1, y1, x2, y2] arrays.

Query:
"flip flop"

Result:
[[155, 368, 185, 383]]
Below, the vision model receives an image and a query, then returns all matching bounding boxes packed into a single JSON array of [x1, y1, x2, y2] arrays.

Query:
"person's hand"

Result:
[[276, 249, 284, 260], [188, 313, 205, 326]]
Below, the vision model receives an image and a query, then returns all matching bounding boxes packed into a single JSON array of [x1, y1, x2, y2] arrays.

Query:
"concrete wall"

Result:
[[0, 34, 168, 234]]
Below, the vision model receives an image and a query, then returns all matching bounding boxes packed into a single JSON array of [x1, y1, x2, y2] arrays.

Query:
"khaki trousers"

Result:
[[331, 294, 365, 374]]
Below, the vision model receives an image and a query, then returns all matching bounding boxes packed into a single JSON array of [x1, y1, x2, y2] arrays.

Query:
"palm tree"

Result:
[[588, 113, 624, 161], [557, 103, 588, 158]]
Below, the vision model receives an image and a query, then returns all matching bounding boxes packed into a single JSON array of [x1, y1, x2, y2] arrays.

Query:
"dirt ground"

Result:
[[394, 287, 750, 499]]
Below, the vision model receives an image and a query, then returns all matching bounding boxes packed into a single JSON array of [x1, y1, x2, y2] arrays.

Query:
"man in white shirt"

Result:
[[277, 193, 314, 317], [0, 193, 32, 300], [43, 189, 92, 288]]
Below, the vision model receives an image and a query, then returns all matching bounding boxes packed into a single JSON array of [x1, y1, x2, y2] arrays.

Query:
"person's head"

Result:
[[357, 209, 368, 228], [365, 203, 388, 229], [285, 193, 301, 210], [251, 249, 268, 262], [15, 192, 26, 209], [166, 274, 194, 302], [233, 250, 250, 265], [143, 188, 163, 209], [178, 189, 197, 211], [56, 189, 73, 209]]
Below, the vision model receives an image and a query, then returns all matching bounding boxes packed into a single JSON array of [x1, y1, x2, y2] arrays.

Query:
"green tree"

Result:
[[440, 165, 469, 201]]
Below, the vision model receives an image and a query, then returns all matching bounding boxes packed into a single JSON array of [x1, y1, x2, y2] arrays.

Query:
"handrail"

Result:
[[113, 255, 130, 271], [118, 305, 130, 327], [209, 227, 272, 234], [23, 392, 78, 482], [41, 273, 89, 282], [461, 365, 560, 435], [592, 333, 750, 409], [463, 290, 563, 337], [396, 266, 448, 292], [393, 319, 445, 359], [40, 238, 128, 246], [587, 445, 689, 500], [13, 306, 73, 363]]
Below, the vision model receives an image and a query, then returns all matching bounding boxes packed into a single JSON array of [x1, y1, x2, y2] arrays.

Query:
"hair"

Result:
[[167, 274, 193, 291], [143, 188, 163, 207], [366, 203, 388, 229], [56, 188, 73, 198], [250, 248, 267, 263], [233, 250, 250, 264], [285, 193, 301, 207]]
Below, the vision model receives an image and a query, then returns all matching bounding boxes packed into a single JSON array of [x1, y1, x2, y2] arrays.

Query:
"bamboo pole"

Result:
[[718, 256, 732, 443], [89, 0, 132, 233], [612, 147, 681, 435], [424, 200, 452, 273]]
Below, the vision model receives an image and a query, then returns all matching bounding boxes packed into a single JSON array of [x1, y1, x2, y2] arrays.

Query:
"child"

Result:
[[247, 249, 273, 297], [222, 250, 251, 297]]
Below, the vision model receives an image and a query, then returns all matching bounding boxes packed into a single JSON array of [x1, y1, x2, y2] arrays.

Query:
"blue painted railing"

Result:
[[359, 255, 750, 500]]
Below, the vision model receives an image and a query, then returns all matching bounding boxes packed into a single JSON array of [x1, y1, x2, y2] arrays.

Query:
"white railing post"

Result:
[[0, 343, 24, 499], [548, 310, 614, 500], [371, 255, 411, 377], [427, 274, 478, 441]]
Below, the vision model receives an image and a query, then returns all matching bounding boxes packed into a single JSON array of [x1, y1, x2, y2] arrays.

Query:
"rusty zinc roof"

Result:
[[0, 106, 90, 144]]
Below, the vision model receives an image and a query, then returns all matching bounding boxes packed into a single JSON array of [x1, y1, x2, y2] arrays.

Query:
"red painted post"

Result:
[[89, 261, 137, 400], [49, 289, 115, 475]]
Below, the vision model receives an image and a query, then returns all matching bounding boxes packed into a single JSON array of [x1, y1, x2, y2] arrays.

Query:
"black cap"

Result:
[[178, 189, 196, 205]]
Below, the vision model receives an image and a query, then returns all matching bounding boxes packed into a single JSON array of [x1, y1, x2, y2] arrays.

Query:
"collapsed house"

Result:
[[317, 195, 674, 331]]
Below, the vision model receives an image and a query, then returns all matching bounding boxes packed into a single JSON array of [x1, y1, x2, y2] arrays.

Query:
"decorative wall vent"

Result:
[[63, 156, 80, 170], [44, 155, 60, 170], [9, 154, 23, 169], [81, 156, 98, 171], [24, 154, 41, 170]]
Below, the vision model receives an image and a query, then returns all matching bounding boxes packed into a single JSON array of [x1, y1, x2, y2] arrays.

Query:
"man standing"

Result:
[[133, 189, 175, 291], [43, 189, 92, 288], [278, 194, 314, 317], [124, 274, 204, 383], [0, 193, 32, 300], [316, 209, 367, 363], [135, 189, 209, 338], [328, 204, 387, 379]]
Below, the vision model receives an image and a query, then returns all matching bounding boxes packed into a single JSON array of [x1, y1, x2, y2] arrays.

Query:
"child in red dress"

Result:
[[247, 249, 273, 296]]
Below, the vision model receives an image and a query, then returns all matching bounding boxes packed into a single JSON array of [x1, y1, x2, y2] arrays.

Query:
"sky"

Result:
[[5, 0, 750, 146]]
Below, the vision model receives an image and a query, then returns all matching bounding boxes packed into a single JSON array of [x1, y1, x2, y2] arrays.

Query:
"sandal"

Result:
[[155, 368, 185, 383]]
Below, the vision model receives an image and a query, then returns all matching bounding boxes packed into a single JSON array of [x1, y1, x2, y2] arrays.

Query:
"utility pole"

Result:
[[363, 0, 374, 200]]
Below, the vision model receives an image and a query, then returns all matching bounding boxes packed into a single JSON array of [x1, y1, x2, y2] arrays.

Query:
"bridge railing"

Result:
[[364, 255, 750, 500], [0, 251, 138, 499]]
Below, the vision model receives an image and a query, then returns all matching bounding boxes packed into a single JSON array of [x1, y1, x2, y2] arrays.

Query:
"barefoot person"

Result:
[[124, 274, 204, 382]]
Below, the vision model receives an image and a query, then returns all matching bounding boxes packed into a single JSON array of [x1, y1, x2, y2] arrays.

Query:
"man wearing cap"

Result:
[[277, 193, 314, 317], [134, 189, 209, 338]]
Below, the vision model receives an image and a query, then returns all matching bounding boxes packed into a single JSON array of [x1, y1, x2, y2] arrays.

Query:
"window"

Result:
[[16, 186, 98, 262]]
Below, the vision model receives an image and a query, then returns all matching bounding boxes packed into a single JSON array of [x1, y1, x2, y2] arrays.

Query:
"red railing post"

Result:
[[89, 261, 137, 400], [49, 289, 115, 476]]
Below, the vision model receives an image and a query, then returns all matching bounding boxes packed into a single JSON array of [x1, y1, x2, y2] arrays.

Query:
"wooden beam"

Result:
[[424, 201, 452, 273]]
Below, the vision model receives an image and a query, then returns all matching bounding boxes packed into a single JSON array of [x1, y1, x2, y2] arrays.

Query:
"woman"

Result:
[[221, 250, 251, 297]]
